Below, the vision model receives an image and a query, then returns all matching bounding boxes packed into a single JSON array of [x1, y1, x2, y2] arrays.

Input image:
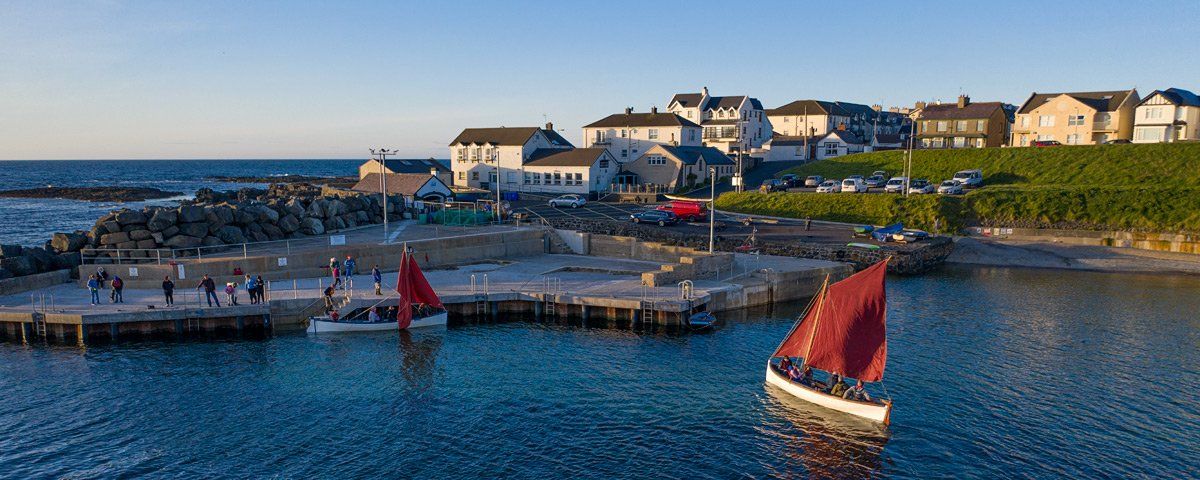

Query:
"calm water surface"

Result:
[[1, 266, 1197, 478]]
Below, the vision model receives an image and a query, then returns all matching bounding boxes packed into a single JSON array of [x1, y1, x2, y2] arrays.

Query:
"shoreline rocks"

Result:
[[0, 187, 183, 202]]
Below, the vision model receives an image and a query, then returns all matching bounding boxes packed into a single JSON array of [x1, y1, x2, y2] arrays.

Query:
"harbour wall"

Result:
[[967, 227, 1200, 255], [0, 269, 71, 297]]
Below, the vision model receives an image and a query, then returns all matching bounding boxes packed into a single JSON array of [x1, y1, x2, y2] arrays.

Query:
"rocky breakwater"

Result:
[[0, 234, 87, 281], [84, 190, 403, 262]]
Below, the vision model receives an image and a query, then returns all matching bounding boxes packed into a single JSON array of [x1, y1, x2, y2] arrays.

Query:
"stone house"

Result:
[[518, 148, 619, 195], [622, 145, 734, 190], [351, 173, 453, 203]]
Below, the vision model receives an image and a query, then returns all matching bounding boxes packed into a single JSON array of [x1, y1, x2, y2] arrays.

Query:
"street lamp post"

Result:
[[370, 148, 397, 242], [709, 167, 716, 253]]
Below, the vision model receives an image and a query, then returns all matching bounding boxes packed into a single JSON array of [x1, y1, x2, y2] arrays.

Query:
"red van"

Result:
[[656, 200, 708, 222]]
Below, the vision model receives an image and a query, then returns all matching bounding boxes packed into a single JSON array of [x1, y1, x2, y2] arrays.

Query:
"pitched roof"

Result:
[[769, 135, 821, 146], [583, 112, 700, 128], [820, 130, 864, 145], [524, 148, 609, 167], [670, 93, 764, 111], [669, 93, 705, 109], [1017, 90, 1136, 114], [1139, 88, 1200, 107], [352, 173, 444, 196], [657, 145, 734, 166], [918, 101, 1006, 120], [449, 127, 573, 147], [768, 100, 837, 116], [874, 133, 905, 144], [378, 158, 450, 174]]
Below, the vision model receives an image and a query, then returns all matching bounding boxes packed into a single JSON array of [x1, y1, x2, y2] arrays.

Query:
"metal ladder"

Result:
[[187, 317, 201, 333], [475, 294, 488, 317], [640, 300, 654, 326], [543, 277, 560, 318], [33, 318, 47, 338]]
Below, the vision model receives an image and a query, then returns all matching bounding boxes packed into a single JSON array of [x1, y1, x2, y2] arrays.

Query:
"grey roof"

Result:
[[821, 130, 864, 145], [379, 158, 450, 174], [352, 173, 445, 196], [524, 148, 609, 167], [768, 100, 837, 116], [1139, 88, 1200, 107], [671, 93, 764, 111], [656, 145, 734, 166], [919, 102, 1006, 120], [449, 127, 573, 147], [584, 112, 700, 128], [770, 135, 820, 146], [669, 93, 705, 108], [1017, 89, 1136, 114], [874, 133, 905, 144]]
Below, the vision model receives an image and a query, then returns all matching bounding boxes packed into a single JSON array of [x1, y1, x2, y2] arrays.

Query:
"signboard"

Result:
[[731, 176, 743, 187], [177, 264, 186, 280], [277, 257, 288, 267], [128, 267, 139, 277], [330, 235, 346, 246]]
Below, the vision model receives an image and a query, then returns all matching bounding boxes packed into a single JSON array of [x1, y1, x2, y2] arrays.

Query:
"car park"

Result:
[[779, 174, 800, 188], [656, 200, 708, 222], [804, 175, 824, 187], [841, 177, 867, 193], [907, 179, 934, 194], [937, 180, 964, 195], [847, 175, 864, 183], [871, 170, 887, 178], [630, 210, 678, 226], [759, 179, 785, 193], [951, 169, 983, 188], [548, 194, 586, 208], [884, 177, 908, 193], [816, 180, 842, 193], [864, 175, 886, 188]]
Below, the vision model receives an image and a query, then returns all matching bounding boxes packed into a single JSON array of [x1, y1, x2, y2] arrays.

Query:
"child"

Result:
[[224, 282, 239, 306]]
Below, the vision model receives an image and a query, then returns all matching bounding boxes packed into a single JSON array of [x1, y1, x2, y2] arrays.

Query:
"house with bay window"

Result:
[[1010, 89, 1139, 146], [666, 86, 772, 157], [581, 107, 701, 163], [1132, 88, 1200, 143]]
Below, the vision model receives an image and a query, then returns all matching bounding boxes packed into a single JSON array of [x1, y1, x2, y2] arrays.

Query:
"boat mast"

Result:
[[799, 276, 830, 369], [769, 274, 827, 358]]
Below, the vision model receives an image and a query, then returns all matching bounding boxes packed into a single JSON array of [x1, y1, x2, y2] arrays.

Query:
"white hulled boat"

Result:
[[765, 260, 893, 424], [307, 248, 447, 333]]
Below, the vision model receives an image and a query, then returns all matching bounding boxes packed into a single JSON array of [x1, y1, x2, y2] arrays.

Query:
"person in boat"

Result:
[[829, 376, 850, 398], [842, 380, 871, 402], [368, 307, 381, 323], [778, 357, 793, 373], [786, 364, 803, 382], [799, 366, 814, 387], [826, 372, 841, 393]]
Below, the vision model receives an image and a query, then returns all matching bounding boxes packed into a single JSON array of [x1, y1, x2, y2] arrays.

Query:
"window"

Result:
[[647, 155, 666, 165], [574, 173, 583, 185], [456, 148, 465, 161], [686, 111, 693, 118], [1146, 107, 1163, 120], [718, 110, 725, 118], [976, 120, 985, 131], [1067, 115, 1085, 126], [1036, 134, 1054, 141], [783, 117, 790, 123], [599, 159, 609, 169], [1019, 135, 1028, 146], [543, 172, 551, 183], [824, 142, 840, 156], [506, 172, 517, 183], [523, 172, 532, 184], [975, 138, 984, 148], [1066, 134, 1079, 145], [620, 129, 627, 138], [931, 138, 944, 148], [956, 121, 967, 131], [621, 149, 628, 158], [1038, 115, 1055, 127], [458, 171, 466, 180], [1176, 108, 1187, 121], [953, 137, 966, 148], [648, 129, 659, 140], [471, 171, 479, 180], [937, 121, 947, 132], [1176, 125, 1186, 140], [553, 172, 561, 185]]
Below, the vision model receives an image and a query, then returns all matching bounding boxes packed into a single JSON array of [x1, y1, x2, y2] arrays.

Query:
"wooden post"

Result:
[[110, 323, 119, 343], [76, 324, 86, 347]]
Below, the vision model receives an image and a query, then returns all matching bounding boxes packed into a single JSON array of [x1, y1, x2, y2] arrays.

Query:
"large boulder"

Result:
[[327, 199, 348, 217], [54, 252, 82, 270], [25, 247, 57, 272], [284, 199, 305, 217], [248, 204, 279, 223], [103, 221, 123, 234], [0, 244, 24, 258], [300, 217, 325, 235], [354, 211, 370, 224], [178, 222, 208, 238], [129, 229, 153, 241], [161, 225, 180, 239], [115, 210, 148, 225], [178, 205, 206, 223], [136, 239, 158, 249], [116, 241, 138, 250], [212, 205, 235, 224], [0, 267, 12, 280], [306, 199, 326, 219], [340, 213, 358, 228], [261, 223, 284, 240], [278, 214, 300, 233], [248, 231, 269, 243], [201, 236, 223, 247], [163, 235, 203, 249], [99, 231, 131, 246], [0, 256, 36, 277], [50, 233, 88, 253], [215, 225, 247, 245], [233, 208, 256, 225], [147, 209, 178, 232], [323, 217, 345, 232]]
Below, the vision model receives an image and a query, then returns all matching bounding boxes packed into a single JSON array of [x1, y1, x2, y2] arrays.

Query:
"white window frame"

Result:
[[1038, 115, 1055, 127], [648, 129, 659, 140]]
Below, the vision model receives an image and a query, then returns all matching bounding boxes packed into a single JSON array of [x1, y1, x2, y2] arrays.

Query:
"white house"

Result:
[[581, 107, 701, 163], [1133, 88, 1200, 143], [449, 124, 573, 190], [623, 145, 735, 190], [666, 87, 772, 156], [519, 148, 619, 194], [814, 130, 865, 160], [762, 135, 817, 162]]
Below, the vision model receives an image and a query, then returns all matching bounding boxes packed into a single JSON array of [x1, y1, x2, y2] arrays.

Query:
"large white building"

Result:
[[1133, 88, 1200, 143], [448, 124, 573, 191], [581, 107, 701, 163], [666, 87, 772, 156], [767, 99, 910, 141]]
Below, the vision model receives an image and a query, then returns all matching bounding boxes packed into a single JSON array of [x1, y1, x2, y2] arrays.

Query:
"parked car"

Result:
[[630, 210, 679, 226], [816, 180, 842, 193], [804, 175, 824, 187], [759, 179, 785, 193], [656, 200, 708, 222], [779, 174, 800, 188], [907, 179, 934, 194], [952, 169, 983, 188], [1105, 139, 1131, 144], [864, 175, 887, 188], [884, 177, 908, 193], [871, 170, 887, 178], [548, 194, 586, 208], [1032, 140, 1062, 147], [937, 180, 964, 195], [840, 177, 868, 193], [847, 175, 864, 183]]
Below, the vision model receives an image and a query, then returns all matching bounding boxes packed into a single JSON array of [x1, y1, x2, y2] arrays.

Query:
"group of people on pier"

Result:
[[85, 267, 124, 305], [778, 357, 871, 402]]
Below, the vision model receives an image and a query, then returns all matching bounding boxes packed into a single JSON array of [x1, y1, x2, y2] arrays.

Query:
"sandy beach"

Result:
[[947, 237, 1200, 275]]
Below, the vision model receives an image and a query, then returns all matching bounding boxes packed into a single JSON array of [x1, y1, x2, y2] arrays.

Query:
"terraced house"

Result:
[[581, 107, 701, 163], [666, 87, 771, 156], [767, 100, 910, 141], [1132, 88, 1200, 143], [1010, 89, 1139, 146], [448, 124, 573, 190], [915, 96, 1010, 148]]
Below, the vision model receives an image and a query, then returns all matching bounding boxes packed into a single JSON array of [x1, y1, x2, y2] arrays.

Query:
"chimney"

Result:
[[915, 101, 927, 110], [650, 106, 658, 114], [545, 121, 554, 131], [702, 86, 709, 97], [957, 95, 970, 108], [872, 104, 882, 112], [430, 167, 438, 176], [625, 107, 633, 115], [837, 123, 846, 131]]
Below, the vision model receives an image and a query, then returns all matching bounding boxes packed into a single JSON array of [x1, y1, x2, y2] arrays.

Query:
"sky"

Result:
[[2, 0, 1197, 160]]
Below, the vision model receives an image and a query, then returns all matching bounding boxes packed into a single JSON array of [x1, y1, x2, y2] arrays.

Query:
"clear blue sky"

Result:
[[2, 0, 1196, 160]]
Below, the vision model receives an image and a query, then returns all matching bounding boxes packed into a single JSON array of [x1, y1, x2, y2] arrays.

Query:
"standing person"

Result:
[[197, 275, 220, 307], [255, 275, 266, 303], [87, 274, 100, 305], [244, 275, 257, 304], [332, 264, 342, 290], [372, 265, 382, 295], [96, 267, 108, 290], [323, 285, 335, 312], [162, 276, 175, 306], [224, 282, 239, 306], [110, 275, 124, 303], [344, 255, 356, 278]]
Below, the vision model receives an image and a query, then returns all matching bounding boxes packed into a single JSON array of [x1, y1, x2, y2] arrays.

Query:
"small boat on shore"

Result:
[[687, 311, 718, 331], [765, 259, 893, 424], [307, 248, 446, 333]]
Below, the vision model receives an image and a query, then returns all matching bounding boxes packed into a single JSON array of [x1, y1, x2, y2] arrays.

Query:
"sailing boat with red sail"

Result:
[[764, 259, 893, 424], [307, 249, 447, 333]]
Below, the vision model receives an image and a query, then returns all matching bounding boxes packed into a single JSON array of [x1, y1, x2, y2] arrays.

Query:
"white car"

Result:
[[884, 177, 908, 193], [908, 180, 934, 194], [952, 169, 983, 188], [937, 180, 964, 195], [548, 194, 586, 208], [815, 180, 842, 193], [840, 178, 867, 193]]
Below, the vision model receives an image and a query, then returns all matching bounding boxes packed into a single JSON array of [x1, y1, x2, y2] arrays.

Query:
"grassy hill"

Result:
[[716, 143, 1200, 234]]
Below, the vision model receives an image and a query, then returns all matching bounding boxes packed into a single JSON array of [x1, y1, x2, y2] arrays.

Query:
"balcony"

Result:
[[1092, 122, 1115, 132], [591, 139, 612, 146]]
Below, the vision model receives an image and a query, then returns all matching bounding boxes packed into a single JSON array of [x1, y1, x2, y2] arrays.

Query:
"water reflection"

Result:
[[761, 386, 889, 479], [396, 329, 442, 393]]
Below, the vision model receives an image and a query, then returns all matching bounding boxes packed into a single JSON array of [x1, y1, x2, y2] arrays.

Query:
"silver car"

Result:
[[937, 180, 964, 195], [548, 194, 586, 208]]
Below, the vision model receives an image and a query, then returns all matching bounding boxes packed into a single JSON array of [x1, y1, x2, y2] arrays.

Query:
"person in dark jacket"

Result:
[[372, 265, 382, 295], [197, 275, 219, 307], [255, 275, 265, 303], [162, 276, 175, 306], [110, 275, 124, 303]]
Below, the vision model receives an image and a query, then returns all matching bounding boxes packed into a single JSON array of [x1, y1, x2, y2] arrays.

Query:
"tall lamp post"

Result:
[[709, 167, 716, 253], [370, 148, 397, 242]]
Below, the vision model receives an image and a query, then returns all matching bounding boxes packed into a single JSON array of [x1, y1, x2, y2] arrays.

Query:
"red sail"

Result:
[[772, 259, 888, 382], [395, 251, 413, 329], [406, 253, 443, 309]]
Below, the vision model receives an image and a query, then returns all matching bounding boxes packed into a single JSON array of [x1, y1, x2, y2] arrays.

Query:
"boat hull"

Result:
[[307, 312, 447, 333], [764, 362, 892, 424]]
